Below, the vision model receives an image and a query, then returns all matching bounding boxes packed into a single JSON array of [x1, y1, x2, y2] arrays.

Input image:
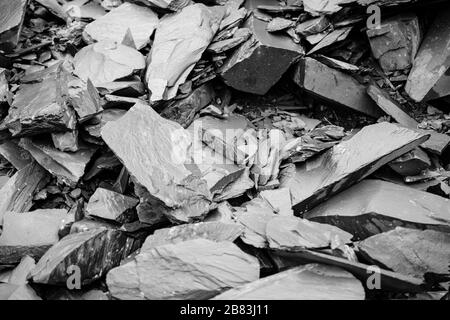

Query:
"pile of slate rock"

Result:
[[0, 0, 449, 300]]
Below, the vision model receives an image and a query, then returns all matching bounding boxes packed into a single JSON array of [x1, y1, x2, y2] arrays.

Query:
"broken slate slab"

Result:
[[304, 179, 450, 240], [0, 140, 32, 170], [102, 102, 212, 223], [388, 148, 431, 177], [83, 2, 158, 50], [266, 216, 353, 251], [141, 221, 244, 250], [0, 0, 27, 51], [213, 263, 364, 300], [220, 1, 304, 95], [367, 13, 421, 73], [281, 122, 428, 214], [0, 162, 50, 226], [74, 41, 145, 87], [406, 7, 450, 102], [106, 238, 260, 300], [293, 58, 382, 118], [31, 228, 128, 286], [86, 188, 139, 224], [145, 3, 224, 101], [4, 69, 76, 137], [20, 138, 97, 187], [357, 227, 450, 280]]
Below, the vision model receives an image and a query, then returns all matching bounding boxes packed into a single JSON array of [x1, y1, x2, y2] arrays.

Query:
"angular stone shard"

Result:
[[266, 216, 353, 251], [4, 69, 76, 137], [213, 263, 364, 300], [86, 188, 139, 224], [102, 102, 212, 223], [0, 284, 41, 300], [389, 148, 431, 176], [367, 13, 421, 73], [5, 256, 36, 285], [305, 179, 450, 240], [51, 130, 79, 152], [31, 229, 128, 285], [74, 41, 145, 86], [133, 182, 168, 226], [145, 4, 224, 101], [106, 238, 260, 300], [259, 188, 293, 216], [406, 7, 450, 102], [295, 16, 330, 37], [293, 58, 382, 117], [83, 2, 158, 50], [274, 249, 425, 293], [358, 227, 450, 280], [308, 27, 352, 55], [0, 162, 50, 226], [0, 140, 32, 170], [141, 221, 244, 249], [67, 77, 101, 123], [20, 138, 97, 187], [220, 6, 303, 95], [281, 122, 428, 214], [0, 0, 27, 51]]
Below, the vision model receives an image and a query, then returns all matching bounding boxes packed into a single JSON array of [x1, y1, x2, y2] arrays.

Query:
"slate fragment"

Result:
[[389, 148, 431, 177], [220, 3, 304, 95], [406, 7, 450, 102], [135, 0, 192, 11], [106, 238, 260, 300], [31, 228, 128, 285], [74, 41, 145, 86], [6, 256, 35, 285], [0, 0, 27, 51], [67, 77, 101, 123], [51, 130, 79, 152], [281, 122, 428, 214], [0, 162, 50, 226], [367, 13, 421, 73], [213, 263, 364, 300], [293, 58, 382, 118], [145, 4, 224, 101], [266, 216, 353, 251], [305, 179, 450, 240], [295, 16, 330, 37], [86, 188, 138, 224], [4, 69, 76, 137], [142, 221, 244, 249], [102, 102, 212, 223], [83, 2, 158, 50], [358, 227, 450, 280], [20, 138, 97, 187], [0, 140, 32, 170]]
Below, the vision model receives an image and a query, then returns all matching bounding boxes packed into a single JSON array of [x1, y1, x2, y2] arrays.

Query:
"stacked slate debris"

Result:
[[0, 0, 449, 301]]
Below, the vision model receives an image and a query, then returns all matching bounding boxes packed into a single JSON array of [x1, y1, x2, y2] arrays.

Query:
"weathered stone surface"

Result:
[[220, 1, 303, 95], [358, 227, 450, 280], [273, 249, 425, 293], [133, 182, 168, 226], [102, 102, 212, 223], [31, 229, 128, 285], [83, 3, 158, 50], [0, 209, 71, 246], [293, 58, 382, 117], [0, 284, 41, 300], [145, 4, 224, 101], [106, 238, 259, 300], [259, 187, 293, 216], [141, 221, 244, 249], [295, 16, 330, 37], [266, 216, 353, 251], [82, 109, 126, 140], [406, 7, 450, 102], [51, 130, 79, 152], [20, 138, 97, 187], [305, 179, 450, 240], [367, 13, 421, 73], [86, 188, 139, 224], [389, 148, 431, 176], [0, 0, 27, 51], [281, 122, 428, 214], [213, 263, 364, 300], [0, 140, 32, 170], [74, 41, 145, 86], [0, 162, 50, 226], [4, 69, 76, 137]]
